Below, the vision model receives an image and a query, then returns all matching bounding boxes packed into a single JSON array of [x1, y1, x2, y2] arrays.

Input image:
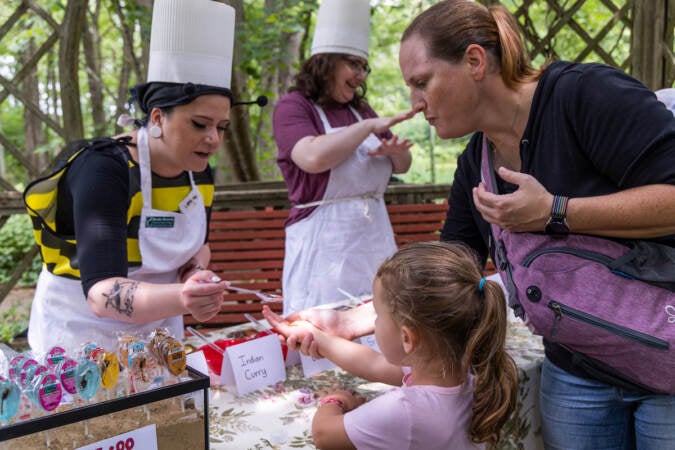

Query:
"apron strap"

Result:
[[137, 127, 198, 210], [294, 191, 381, 209]]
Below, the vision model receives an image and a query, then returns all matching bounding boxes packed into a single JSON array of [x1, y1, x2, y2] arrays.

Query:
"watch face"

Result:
[[545, 219, 570, 235]]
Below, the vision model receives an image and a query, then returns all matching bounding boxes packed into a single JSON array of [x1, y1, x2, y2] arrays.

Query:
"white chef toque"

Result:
[[147, 0, 235, 89], [311, 0, 370, 60]]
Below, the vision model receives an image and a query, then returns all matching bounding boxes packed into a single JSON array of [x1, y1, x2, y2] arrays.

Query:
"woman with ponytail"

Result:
[[265, 241, 517, 449], [267, 1, 675, 447]]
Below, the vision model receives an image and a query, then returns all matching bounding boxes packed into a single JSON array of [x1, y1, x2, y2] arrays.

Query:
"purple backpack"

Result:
[[480, 135, 675, 394]]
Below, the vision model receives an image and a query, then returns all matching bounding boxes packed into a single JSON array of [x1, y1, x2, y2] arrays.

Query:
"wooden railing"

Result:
[[0, 182, 451, 307]]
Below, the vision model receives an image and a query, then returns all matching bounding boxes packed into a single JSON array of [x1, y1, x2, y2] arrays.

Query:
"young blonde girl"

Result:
[[264, 241, 518, 449]]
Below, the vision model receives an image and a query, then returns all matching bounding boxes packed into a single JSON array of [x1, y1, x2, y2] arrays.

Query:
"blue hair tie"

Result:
[[478, 278, 486, 293]]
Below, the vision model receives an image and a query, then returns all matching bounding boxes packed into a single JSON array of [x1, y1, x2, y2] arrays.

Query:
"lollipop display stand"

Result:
[[0, 367, 209, 450]]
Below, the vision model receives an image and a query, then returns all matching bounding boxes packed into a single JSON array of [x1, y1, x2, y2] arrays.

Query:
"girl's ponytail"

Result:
[[464, 279, 518, 447]]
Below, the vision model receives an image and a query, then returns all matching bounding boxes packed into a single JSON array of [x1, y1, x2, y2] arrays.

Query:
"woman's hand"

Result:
[[368, 134, 412, 157], [472, 166, 553, 232], [263, 304, 363, 339], [366, 106, 421, 135], [177, 259, 205, 283], [180, 273, 227, 322], [292, 106, 421, 174], [368, 134, 413, 173]]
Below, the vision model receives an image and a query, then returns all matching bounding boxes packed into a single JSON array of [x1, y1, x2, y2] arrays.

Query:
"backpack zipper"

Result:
[[523, 247, 612, 267], [522, 247, 636, 279], [548, 301, 669, 350]]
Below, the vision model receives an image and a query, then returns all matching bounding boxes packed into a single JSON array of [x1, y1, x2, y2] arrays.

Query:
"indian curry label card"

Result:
[[220, 334, 286, 395]]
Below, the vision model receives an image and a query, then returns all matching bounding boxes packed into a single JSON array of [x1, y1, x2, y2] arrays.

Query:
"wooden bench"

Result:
[[184, 202, 451, 329]]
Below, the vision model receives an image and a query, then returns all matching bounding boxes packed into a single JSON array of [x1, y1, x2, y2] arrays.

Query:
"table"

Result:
[[184, 295, 545, 450]]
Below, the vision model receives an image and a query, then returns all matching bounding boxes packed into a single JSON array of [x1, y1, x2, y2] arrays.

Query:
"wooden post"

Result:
[[59, 0, 87, 142], [631, 0, 675, 89]]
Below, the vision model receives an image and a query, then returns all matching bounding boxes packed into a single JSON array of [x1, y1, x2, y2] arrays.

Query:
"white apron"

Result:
[[28, 127, 206, 355], [282, 105, 397, 314]]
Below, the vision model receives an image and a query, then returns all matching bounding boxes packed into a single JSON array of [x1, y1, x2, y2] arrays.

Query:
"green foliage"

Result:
[[0, 215, 42, 286], [238, 0, 319, 79], [368, 0, 464, 184], [0, 307, 28, 344]]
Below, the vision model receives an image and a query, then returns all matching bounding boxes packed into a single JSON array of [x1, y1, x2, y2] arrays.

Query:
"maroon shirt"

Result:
[[273, 91, 392, 226]]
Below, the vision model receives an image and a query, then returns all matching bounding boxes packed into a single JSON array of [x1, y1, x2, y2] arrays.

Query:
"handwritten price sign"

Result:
[[76, 424, 157, 450], [97, 438, 133, 450]]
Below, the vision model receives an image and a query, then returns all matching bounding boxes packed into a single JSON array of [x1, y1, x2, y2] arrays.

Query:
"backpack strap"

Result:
[[479, 135, 523, 317]]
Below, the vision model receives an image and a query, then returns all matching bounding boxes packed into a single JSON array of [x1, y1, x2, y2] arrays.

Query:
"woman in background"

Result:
[[273, 0, 419, 315]]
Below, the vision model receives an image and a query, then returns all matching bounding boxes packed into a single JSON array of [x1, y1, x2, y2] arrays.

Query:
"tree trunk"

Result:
[[22, 37, 48, 173], [83, 0, 106, 136], [113, 0, 152, 134], [217, 0, 258, 182], [59, 0, 88, 143], [252, 0, 306, 180]]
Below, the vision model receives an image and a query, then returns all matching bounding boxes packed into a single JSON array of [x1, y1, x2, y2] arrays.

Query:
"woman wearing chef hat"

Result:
[[24, 0, 239, 355], [274, 0, 421, 315]]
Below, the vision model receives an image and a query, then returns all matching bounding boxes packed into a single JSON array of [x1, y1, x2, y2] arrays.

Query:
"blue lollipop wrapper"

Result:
[[75, 359, 101, 400]]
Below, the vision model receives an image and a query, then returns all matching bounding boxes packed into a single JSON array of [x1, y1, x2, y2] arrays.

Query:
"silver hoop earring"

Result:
[[149, 124, 162, 138]]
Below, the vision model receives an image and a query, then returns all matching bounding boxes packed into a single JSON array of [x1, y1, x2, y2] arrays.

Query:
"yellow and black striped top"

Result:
[[24, 138, 214, 292]]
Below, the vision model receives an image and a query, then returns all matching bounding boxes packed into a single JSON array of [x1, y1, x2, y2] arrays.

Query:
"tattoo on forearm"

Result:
[[103, 280, 138, 317]]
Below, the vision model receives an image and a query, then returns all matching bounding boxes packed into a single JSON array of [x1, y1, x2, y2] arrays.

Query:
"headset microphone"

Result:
[[232, 95, 268, 107]]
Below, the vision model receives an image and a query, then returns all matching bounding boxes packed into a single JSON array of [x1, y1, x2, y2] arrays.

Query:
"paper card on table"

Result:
[[300, 353, 336, 377], [186, 349, 209, 376], [359, 334, 381, 353], [219, 334, 286, 395], [285, 348, 301, 367]]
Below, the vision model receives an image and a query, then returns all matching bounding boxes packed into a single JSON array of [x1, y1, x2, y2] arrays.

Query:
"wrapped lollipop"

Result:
[[0, 376, 20, 424], [81, 342, 105, 363], [26, 369, 62, 413], [82, 343, 119, 391], [7, 354, 35, 422], [97, 351, 120, 390], [148, 328, 187, 376], [74, 359, 101, 401], [127, 341, 163, 393], [116, 334, 139, 371], [8, 354, 29, 385], [17, 358, 41, 390], [56, 358, 78, 396], [43, 346, 67, 370]]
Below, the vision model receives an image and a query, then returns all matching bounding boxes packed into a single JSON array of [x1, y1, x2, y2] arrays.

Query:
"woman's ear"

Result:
[[150, 107, 163, 127], [401, 325, 418, 354], [464, 43, 488, 81]]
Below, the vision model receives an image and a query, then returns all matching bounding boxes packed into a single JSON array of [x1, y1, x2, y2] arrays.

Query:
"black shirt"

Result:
[[55, 139, 213, 296], [441, 61, 675, 383]]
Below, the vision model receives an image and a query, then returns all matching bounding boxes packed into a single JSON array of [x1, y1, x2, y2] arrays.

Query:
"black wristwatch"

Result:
[[545, 195, 570, 235]]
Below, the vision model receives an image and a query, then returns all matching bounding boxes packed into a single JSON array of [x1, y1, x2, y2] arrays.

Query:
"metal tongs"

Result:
[[220, 280, 282, 302]]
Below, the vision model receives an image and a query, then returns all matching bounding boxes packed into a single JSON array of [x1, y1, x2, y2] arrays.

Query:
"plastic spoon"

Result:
[[220, 281, 282, 302], [244, 313, 273, 335], [337, 288, 366, 306], [186, 326, 224, 356]]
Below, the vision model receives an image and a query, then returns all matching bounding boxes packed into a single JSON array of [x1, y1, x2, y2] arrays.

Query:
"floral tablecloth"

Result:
[[184, 299, 545, 450]]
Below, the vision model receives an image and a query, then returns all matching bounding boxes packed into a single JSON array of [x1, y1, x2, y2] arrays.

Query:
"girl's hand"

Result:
[[320, 388, 366, 413], [262, 306, 323, 357]]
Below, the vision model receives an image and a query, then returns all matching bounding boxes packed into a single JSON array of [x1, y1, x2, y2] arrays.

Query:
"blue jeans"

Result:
[[540, 357, 675, 450]]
